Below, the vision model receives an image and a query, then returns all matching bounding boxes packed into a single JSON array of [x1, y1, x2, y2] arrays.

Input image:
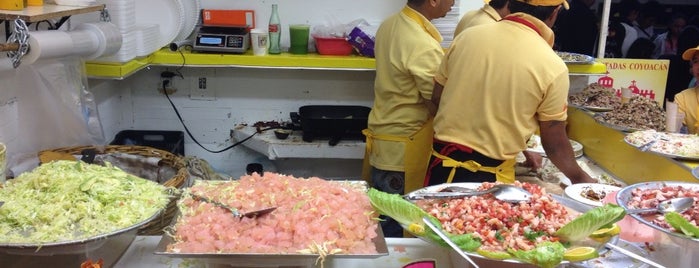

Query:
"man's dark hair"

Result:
[[508, 0, 558, 22], [489, 0, 509, 9], [407, 0, 427, 5]]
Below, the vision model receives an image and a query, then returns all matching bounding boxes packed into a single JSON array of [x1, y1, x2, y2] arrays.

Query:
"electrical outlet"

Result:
[[190, 77, 216, 100], [158, 78, 177, 95]]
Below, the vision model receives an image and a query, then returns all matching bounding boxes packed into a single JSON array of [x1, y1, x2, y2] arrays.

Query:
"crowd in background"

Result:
[[554, 0, 699, 102]]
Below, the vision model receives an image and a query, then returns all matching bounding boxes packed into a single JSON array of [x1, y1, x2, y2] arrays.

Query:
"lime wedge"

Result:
[[563, 246, 599, 262]]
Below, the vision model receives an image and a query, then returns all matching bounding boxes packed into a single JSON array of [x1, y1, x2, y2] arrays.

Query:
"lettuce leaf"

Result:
[[366, 188, 480, 250], [508, 241, 566, 268], [665, 211, 699, 238], [555, 203, 626, 242], [367, 188, 429, 228]]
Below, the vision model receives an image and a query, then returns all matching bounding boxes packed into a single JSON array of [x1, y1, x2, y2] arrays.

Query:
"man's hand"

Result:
[[522, 151, 543, 172]]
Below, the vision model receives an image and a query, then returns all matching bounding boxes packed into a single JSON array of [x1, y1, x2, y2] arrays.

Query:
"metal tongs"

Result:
[[189, 193, 276, 219]]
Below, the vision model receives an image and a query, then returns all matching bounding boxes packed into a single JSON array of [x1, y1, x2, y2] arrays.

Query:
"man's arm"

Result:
[[539, 120, 596, 184], [429, 82, 444, 116]]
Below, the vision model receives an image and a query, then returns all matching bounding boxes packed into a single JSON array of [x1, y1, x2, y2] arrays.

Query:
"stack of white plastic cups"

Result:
[[135, 24, 161, 57]]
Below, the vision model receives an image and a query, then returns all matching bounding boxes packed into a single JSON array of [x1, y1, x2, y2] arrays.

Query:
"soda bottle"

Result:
[[268, 4, 281, 54]]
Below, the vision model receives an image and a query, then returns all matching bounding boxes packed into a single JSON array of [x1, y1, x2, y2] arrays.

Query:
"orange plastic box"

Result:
[[201, 9, 255, 28]]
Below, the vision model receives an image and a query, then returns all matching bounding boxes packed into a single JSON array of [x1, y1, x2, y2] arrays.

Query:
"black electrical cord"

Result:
[[160, 76, 281, 153]]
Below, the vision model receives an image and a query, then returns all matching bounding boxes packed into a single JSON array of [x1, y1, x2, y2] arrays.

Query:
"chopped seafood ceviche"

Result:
[[368, 182, 626, 268], [625, 184, 699, 231], [166, 173, 379, 256], [415, 182, 572, 252]]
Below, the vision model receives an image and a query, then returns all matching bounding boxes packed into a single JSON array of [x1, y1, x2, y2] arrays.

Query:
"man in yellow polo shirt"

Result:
[[362, 0, 454, 237], [454, 0, 510, 37], [425, 0, 596, 186], [675, 45, 699, 134]]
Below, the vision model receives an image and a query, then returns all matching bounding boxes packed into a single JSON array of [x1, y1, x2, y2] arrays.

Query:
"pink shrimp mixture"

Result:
[[626, 185, 699, 229], [416, 182, 573, 252], [166, 173, 379, 254]]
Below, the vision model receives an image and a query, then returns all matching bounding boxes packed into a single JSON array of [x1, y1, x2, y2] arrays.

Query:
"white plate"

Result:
[[565, 183, 621, 207], [525, 135, 584, 158], [135, 0, 185, 49], [173, 0, 200, 42]]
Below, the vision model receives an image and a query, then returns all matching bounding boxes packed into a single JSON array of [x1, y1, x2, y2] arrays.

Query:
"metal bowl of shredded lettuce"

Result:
[[0, 160, 172, 255]]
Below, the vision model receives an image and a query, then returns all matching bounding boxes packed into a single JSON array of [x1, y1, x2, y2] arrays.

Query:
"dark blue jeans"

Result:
[[371, 168, 405, 238]]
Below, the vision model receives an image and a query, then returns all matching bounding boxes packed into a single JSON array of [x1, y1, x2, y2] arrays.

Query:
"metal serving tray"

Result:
[[0, 208, 163, 256], [154, 179, 388, 267], [616, 181, 699, 244]]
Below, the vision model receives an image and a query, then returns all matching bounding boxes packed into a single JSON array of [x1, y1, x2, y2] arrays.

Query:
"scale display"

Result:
[[193, 26, 250, 53]]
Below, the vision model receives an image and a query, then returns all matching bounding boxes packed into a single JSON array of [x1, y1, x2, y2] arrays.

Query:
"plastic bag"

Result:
[[1, 57, 105, 177], [312, 18, 369, 38], [348, 23, 378, 58]]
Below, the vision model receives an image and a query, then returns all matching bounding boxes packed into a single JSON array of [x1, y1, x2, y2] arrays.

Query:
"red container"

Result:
[[313, 37, 353, 56]]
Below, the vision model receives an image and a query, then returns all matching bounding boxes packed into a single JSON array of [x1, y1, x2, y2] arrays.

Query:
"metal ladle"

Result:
[[625, 197, 694, 215], [404, 184, 532, 203], [189, 193, 276, 218], [422, 216, 480, 268]]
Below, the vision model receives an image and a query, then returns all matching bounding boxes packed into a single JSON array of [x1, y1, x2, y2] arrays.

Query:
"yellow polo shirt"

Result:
[[433, 13, 569, 160], [675, 87, 699, 134], [453, 4, 501, 37], [367, 6, 444, 172]]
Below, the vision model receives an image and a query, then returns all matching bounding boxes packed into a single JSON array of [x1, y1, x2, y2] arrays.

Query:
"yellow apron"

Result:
[[430, 150, 517, 184], [362, 120, 433, 194]]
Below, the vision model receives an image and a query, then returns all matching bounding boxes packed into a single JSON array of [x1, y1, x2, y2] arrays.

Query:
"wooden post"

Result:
[[0, 42, 20, 52]]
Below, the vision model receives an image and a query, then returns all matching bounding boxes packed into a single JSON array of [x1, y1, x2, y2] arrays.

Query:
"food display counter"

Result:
[[566, 107, 697, 184]]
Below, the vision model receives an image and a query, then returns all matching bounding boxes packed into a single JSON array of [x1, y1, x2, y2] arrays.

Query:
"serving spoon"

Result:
[[189, 193, 276, 218], [403, 184, 532, 203], [625, 197, 694, 215]]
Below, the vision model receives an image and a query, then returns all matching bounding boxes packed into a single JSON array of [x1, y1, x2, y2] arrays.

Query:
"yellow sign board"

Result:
[[594, 58, 670, 104]]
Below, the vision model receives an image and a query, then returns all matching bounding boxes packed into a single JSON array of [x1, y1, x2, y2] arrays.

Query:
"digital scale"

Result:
[[193, 26, 250, 53]]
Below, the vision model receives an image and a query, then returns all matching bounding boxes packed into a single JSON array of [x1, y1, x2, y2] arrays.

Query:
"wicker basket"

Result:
[[38, 145, 188, 235]]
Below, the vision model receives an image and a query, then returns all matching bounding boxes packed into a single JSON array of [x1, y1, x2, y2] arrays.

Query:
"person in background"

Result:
[[424, 0, 596, 186], [554, 0, 598, 56], [605, 21, 627, 58], [674, 44, 699, 134], [653, 13, 687, 59], [633, 0, 660, 41], [453, 0, 510, 38], [626, 37, 655, 59], [664, 26, 699, 105], [614, 0, 640, 57], [363, 0, 454, 237]]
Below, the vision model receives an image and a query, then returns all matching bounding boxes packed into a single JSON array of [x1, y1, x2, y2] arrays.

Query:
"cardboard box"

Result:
[[202, 9, 255, 28]]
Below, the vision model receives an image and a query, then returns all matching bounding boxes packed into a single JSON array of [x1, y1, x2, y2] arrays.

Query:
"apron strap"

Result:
[[431, 149, 516, 184]]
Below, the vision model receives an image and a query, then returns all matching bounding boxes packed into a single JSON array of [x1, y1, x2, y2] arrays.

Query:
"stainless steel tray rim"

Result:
[[615, 181, 699, 244]]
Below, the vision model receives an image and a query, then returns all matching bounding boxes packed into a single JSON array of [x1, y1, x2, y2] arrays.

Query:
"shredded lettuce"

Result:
[[0, 160, 172, 244], [555, 203, 626, 242], [665, 211, 699, 238]]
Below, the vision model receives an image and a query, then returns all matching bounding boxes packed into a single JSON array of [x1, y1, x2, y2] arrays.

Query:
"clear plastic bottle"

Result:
[[268, 4, 281, 54]]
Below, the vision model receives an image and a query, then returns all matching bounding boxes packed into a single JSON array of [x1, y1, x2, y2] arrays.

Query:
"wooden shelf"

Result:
[[0, 4, 105, 22]]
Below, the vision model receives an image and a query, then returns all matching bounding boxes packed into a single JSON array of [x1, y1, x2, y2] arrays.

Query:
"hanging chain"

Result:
[[7, 19, 30, 68], [100, 8, 111, 22]]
